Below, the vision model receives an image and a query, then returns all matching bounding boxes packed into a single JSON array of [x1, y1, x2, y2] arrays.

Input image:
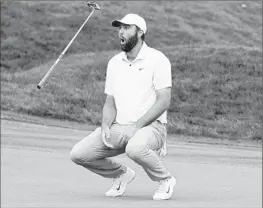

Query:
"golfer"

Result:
[[70, 13, 175, 200]]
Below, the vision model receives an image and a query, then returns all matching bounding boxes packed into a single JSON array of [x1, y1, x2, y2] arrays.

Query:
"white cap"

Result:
[[111, 13, 147, 34]]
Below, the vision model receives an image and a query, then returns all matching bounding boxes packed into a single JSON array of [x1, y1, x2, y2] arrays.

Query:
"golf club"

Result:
[[37, 1, 100, 89]]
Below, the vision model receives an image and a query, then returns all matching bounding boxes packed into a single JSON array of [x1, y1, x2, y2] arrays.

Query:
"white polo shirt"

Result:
[[105, 43, 172, 125]]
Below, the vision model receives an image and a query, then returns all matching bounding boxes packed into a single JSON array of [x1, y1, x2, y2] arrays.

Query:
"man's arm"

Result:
[[102, 94, 116, 127], [136, 52, 172, 128], [101, 94, 116, 148], [136, 87, 171, 128]]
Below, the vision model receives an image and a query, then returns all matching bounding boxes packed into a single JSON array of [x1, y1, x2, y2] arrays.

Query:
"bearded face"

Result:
[[120, 32, 139, 52]]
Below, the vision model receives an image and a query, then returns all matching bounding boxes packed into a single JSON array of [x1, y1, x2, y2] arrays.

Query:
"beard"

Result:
[[121, 33, 138, 52]]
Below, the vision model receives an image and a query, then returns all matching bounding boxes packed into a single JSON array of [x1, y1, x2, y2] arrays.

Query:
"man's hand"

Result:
[[101, 124, 114, 148]]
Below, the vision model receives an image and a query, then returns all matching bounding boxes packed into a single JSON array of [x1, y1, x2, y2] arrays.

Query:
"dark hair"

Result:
[[135, 26, 145, 41]]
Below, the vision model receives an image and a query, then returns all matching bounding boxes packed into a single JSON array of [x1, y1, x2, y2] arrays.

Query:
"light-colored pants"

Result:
[[70, 121, 171, 181]]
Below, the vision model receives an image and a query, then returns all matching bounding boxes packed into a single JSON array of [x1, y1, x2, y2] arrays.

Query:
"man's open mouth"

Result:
[[120, 37, 126, 44]]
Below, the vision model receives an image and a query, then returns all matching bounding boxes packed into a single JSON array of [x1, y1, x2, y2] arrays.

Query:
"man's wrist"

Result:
[[101, 121, 111, 128], [136, 118, 158, 128], [101, 121, 113, 127], [135, 120, 145, 129]]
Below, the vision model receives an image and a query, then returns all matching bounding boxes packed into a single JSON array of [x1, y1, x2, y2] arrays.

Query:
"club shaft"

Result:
[[37, 9, 95, 89]]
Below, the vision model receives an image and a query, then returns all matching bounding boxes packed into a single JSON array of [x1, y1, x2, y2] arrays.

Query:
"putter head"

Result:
[[87, 1, 100, 10]]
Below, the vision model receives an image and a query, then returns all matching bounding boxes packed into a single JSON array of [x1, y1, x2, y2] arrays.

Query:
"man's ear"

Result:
[[138, 30, 144, 38]]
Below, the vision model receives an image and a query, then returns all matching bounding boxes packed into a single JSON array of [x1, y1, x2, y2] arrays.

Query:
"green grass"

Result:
[[1, 1, 262, 141]]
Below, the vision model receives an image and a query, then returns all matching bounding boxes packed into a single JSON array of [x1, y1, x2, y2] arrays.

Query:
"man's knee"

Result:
[[126, 142, 146, 161], [70, 145, 83, 164], [70, 128, 101, 165], [70, 144, 93, 165]]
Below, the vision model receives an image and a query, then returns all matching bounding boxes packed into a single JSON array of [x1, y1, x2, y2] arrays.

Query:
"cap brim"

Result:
[[111, 20, 122, 27], [111, 20, 131, 27]]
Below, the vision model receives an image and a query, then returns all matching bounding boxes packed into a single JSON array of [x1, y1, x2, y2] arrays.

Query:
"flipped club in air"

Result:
[[36, 1, 100, 90]]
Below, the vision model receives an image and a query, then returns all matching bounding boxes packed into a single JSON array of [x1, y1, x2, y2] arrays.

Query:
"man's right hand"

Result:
[[101, 124, 114, 148]]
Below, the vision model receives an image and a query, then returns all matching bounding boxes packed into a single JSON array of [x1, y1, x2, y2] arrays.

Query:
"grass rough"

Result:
[[1, 1, 262, 141]]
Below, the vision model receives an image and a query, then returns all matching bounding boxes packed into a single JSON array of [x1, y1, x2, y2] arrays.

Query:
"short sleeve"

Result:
[[104, 61, 114, 95], [153, 54, 172, 90]]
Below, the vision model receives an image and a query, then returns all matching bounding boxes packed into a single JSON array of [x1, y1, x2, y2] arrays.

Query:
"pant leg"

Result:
[[125, 121, 172, 181], [70, 127, 126, 178]]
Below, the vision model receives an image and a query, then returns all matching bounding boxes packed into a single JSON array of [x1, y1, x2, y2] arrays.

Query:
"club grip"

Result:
[[36, 56, 61, 89]]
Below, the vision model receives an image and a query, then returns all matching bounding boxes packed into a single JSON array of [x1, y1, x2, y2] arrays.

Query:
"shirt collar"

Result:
[[121, 42, 148, 62]]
